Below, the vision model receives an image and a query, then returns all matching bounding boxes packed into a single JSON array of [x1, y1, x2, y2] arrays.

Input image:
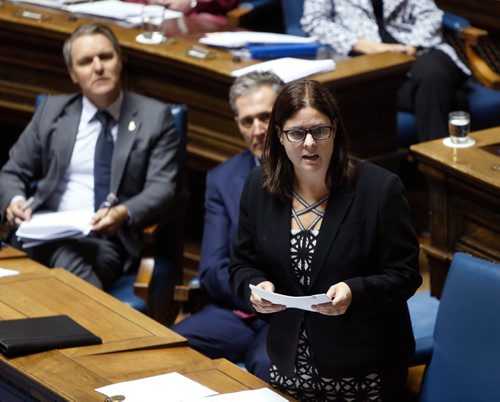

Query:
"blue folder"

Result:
[[243, 43, 321, 59]]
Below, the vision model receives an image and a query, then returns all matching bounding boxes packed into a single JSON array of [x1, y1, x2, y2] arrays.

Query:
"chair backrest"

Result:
[[419, 252, 500, 402], [282, 0, 306, 36]]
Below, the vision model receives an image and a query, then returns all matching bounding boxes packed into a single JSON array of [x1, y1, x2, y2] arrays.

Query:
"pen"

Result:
[[99, 193, 118, 218], [21, 197, 34, 212]]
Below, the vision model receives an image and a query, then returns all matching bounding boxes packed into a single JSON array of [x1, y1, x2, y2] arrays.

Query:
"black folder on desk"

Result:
[[0, 315, 102, 358]]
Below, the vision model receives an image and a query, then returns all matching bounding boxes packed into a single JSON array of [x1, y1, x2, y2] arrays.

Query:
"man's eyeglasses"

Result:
[[237, 112, 271, 128], [282, 125, 334, 143]]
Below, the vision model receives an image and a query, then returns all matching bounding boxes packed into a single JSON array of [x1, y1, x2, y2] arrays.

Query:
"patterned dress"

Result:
[[269, 225, 382, 401]]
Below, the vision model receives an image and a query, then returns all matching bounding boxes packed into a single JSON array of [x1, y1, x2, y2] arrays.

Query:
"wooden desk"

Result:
[[410, 127, 500, 297], [0, 267, 292, 401], [0, 244, 26, 259]]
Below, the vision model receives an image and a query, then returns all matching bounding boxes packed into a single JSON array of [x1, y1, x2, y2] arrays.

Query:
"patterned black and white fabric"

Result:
[[269, 229, 382, 401], [300, 0, 470, 75]]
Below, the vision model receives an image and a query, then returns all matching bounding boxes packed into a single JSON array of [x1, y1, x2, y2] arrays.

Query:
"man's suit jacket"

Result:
[[199, 149, 256, 311], [0, 92, 179, 272], [230, 161, 422, 378]]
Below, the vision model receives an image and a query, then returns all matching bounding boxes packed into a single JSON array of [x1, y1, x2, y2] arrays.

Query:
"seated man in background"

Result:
[[0, 24, 179, 290], [301, 0, 470, 142], [172, 72, 284, 382]]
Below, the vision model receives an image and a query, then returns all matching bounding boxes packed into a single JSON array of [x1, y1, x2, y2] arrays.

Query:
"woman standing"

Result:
[[229, 80, 422, 401]]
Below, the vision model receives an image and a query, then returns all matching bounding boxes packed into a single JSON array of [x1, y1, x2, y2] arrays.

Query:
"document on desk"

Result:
[[231, 57, 335, 83], [66, 1, 183, 25], [199, 31, 317, 48], [190, 387, 288, 401], [15, 209, 93, 248], [0, 268, 19, 278], [249, 285, 331, 312], [95, 372, 217, 402]]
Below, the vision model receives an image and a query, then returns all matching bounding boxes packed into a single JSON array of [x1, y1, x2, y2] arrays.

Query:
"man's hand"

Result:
[[250, 280, 286, 314], [312, 282, 352, 316], [91, 204, 129, 236], [6, 199, 32, 229]]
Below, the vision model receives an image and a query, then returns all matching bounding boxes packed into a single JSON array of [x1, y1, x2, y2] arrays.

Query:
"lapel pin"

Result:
[[128, 120, 136, 132]]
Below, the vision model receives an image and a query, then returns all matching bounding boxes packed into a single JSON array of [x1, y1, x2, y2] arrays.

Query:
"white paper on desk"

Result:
[[95, 372, 217, 402], [11, 0, 91, 9], [0, 268, 20, 278], [231, 57, 335, 83], [67, 0, 183, 24], [16, 209, 93, 248], [190, 387, 288, 402], [200, 31, 317, 48], [250, 285, 331, 312]]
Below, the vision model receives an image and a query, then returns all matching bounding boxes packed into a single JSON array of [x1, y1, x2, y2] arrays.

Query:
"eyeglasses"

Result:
[[237, 112, 271, 128], [282, 125, 334, 142]]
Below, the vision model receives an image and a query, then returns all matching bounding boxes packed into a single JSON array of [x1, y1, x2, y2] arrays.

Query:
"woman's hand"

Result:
[[250, 281, 286, 314], [354, 38, 416, 55], [313, 282, 352, 316]]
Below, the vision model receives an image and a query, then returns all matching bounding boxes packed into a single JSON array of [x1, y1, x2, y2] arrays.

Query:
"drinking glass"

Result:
[[448, 111, 470, 144], [141, 5, 166, 44]]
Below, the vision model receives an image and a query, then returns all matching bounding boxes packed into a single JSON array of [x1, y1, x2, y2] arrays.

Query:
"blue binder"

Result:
[[243, 43, 321, 59]]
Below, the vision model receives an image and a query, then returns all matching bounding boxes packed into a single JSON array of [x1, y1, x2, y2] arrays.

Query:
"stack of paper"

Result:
[[96, 372, 288, 402], [200, 31, 318, 48], [66, 1, 183, 25], [231, 57, 335, 83], [16, 210, 93, 248]]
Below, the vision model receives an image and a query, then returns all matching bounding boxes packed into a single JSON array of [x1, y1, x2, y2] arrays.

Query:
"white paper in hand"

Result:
[[250, 284, 331, 312]]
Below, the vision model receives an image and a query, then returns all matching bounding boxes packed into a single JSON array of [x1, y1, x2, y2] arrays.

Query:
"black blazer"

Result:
[[229, 161, 422, 378]]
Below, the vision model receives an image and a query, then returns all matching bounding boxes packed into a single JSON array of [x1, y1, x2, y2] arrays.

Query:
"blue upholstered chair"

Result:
[[279, 2, 500, 146], [407, 290, 440, 366], [412, 253, 500, 401], [108, 103, 188, 326]]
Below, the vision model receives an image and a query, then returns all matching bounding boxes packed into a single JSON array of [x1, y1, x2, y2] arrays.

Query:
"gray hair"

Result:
[[63, 24, 121, 68], [229, 71, 284, 115]]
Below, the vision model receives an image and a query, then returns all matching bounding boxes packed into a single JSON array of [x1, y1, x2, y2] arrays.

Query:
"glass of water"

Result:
[[140, 5, 166, 44], [448, 111, 470, 144]]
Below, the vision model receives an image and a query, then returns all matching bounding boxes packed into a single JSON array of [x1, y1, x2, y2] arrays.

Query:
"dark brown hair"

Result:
[[262, 80, 356, 199]]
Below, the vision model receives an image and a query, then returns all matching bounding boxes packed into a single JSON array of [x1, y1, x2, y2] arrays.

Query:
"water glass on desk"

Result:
[[138, 5, 166, 44], [448, 111, 470, 144]]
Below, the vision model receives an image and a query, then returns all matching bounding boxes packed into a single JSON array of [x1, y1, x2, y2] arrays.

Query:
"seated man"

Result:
[[0, 24, 179, 290], [172, 72, 283, 382]]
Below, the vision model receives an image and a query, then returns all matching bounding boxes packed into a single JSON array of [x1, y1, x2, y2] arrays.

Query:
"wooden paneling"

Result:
[[410, 127, 500, 297]]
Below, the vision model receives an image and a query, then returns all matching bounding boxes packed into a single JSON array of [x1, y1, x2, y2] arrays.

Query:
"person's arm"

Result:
[[198, 169, 250, 310], [0, 98, 46, 223], [229, 170, 268, 306], [344, 174, 422, 312], [145, 0, 239, 14]]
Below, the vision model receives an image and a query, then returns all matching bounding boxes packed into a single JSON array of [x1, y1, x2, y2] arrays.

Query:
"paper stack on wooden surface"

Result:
[[16, 209, 93, 248], [199, 31, 317, 48], [66, 0, 183, 25], [231, 57, 335, 83]]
